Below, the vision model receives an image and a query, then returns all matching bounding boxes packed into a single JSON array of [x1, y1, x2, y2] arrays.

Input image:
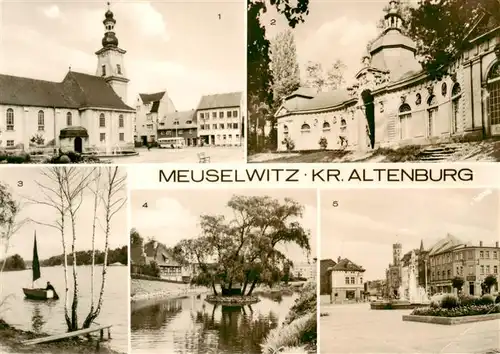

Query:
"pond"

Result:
[[131, 291, 298, 354], [0, 265, 128, 353]]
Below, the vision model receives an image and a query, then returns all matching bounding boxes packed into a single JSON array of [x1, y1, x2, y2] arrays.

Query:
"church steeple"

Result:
[[383, 0, 404, 32], [102, 2, 119, 47], [95, 2, 129, 103]]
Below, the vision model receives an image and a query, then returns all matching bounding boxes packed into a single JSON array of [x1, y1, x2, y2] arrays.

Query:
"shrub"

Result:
[[440, 294, 459, 309], [478, 294, 495, 305], [459, 294, 479, 306], [411, 304, 499, 317], [496, 294, 500, 304], [282, 137, 295, 152], [318, 137, 328, 150], [429, 300, 440, 309], [59, 155, 71, 164]]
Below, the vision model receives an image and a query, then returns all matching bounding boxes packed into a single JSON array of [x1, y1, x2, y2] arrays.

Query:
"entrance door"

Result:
[[74, 137, 82, 153], [469, 283, 474, 296], [141, 136, 147, 146]]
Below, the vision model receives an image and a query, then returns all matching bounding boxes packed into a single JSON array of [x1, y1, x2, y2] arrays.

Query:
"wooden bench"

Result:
[[197, 152, 211, 163], [22, 324, 112, 348]]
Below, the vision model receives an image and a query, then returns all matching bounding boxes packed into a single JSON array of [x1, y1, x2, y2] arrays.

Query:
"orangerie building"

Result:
[[276, 1, 500, 152], [0, 7, 135, 154]]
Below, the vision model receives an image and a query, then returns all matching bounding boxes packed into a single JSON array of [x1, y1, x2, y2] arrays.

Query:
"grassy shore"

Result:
[[130, 278, 208, 302], [0, 319, 121, 354]]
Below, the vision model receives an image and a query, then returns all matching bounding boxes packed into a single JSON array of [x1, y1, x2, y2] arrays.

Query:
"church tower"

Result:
[[368, 0, 421, 80], [393, 243, 402, 266], [95, 3, 129, 103]]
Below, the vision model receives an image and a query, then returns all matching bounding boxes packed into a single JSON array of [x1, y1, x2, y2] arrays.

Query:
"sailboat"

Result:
[[22, 232, 56, 300]]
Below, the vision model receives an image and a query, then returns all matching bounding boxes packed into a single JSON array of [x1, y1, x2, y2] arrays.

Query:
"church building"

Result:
[[0, 5, 135, 155], [276, 0, 500, 152]]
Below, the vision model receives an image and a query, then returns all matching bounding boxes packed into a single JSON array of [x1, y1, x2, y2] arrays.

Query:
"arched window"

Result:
[[427, 95, 438, 137], [119, 114, 124, 128], [415, 93, 422, 106], [340, 119, 347, 133], [441, 82, 448, 97], [6, 108, 14, 131], [300, 123, 311, 132], [451, 83, 462, 133], [398, 104, 412, 140], [38, 110, 45, 131], [99, 113, 106, 128], [322, 121, 331, 131], [66, 112, 72, 126], [487, 62, 500, 127]]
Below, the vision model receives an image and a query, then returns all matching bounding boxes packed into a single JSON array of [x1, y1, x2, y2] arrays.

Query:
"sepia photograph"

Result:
[[130, 189, 317, 354], [319, 188, 500, 353], [248, 0, 500, 163], [0, 1, 245, 165], [0, 166, 128, 353]]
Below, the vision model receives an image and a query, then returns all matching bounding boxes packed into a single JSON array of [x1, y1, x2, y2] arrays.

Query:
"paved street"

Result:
[[108, 146, 245, 164], [320, 303, 500, 353]]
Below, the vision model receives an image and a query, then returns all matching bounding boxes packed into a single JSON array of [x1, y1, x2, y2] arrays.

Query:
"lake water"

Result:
[[131, 291, 298, 354], [0, 265, 128, 353]]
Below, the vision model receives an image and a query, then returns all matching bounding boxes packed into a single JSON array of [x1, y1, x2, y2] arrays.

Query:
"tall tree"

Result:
[[305, 60, 346, 93], [270, 29, 301, 105], [247, 0, 310, 153], [406, 0, 494, 77]]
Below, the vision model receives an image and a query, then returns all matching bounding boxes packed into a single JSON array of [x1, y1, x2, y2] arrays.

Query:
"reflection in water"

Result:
[[131, 293, 297, 354], [25, 299, 56, 333]]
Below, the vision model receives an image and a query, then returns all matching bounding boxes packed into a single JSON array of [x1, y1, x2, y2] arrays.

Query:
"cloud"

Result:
[[42, 5, 61, 19], [132, 197, 199, 246]]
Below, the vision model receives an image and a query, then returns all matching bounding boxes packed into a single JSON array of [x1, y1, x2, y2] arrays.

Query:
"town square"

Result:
[[320, 188, 500, 353], [0, 1, 245, 164]]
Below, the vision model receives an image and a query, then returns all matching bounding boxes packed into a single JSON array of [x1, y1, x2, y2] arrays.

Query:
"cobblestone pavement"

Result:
[[109, 146, 245, 163], [320, 303, 500, 353]]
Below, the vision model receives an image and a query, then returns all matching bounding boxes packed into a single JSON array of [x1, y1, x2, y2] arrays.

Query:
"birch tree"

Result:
[[28, 167, 94, 331], [82, 166, 126, 328]]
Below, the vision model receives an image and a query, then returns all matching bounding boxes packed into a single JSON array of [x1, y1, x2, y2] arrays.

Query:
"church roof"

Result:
[[428, 234, 464, 256], [370, 29, 416, 55], [159, 110, 197, 129], [0, 71, 134, 111], [197, 92, 242, 110]]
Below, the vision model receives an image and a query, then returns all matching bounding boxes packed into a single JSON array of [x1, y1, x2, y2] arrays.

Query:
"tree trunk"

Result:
[[89, 175, 99, 317], [58, 188, 71, 331], [211, 281, 218, 296], [247, 279, 258, 296], [83, 190, 111, 329], [69, 209, 79, 331]]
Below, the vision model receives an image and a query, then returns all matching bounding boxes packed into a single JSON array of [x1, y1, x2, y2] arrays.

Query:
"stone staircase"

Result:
[[418, 144, 460, 162]]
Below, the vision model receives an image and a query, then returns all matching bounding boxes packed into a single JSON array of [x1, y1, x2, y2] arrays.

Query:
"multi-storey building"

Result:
[[158, 110, 198, 146], [276, 0, 500, 152], [0, 6, 135, 154], [196, 92, 243, 146], [330, 257, 365, 302], [291, 262, 315, 280], [135, 91, 176, 145]]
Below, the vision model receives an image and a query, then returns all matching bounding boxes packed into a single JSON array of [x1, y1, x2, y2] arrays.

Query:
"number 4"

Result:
[[142, 202, 148, 208]]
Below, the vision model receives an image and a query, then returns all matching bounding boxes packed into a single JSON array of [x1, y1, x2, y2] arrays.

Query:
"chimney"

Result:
[[337, 256, 341, 263], [496, 241, 499, 248], [479, 241, 483, 247]]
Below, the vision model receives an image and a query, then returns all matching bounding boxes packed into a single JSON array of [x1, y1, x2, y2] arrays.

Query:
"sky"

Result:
[[0, 167, 128, 261], [0, 0, 245, 110], [131, 188, 317, 263], [260, 0, 419, 83], [321, 188, 499, 281]]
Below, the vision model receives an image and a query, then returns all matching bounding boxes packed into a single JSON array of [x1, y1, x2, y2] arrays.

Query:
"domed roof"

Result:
[[102, 32, 118, 47], [105, 9, 114, 19], [370, 29, 416, 55]]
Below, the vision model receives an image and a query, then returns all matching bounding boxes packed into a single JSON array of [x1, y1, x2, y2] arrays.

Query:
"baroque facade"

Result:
[[330, 257, 365, 303], [0, 6, 135, 154], [276, 0, 500, 152]]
